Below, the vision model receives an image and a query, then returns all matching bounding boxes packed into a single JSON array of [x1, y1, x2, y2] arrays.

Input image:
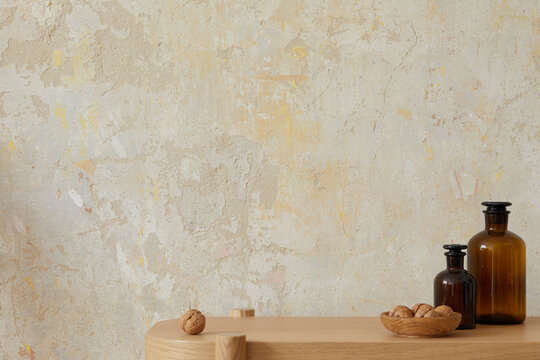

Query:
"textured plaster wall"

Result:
[[0, 0, 539, 358]]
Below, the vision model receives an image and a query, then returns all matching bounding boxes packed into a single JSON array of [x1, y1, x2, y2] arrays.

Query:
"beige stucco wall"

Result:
[[1, 0, 539, 358]]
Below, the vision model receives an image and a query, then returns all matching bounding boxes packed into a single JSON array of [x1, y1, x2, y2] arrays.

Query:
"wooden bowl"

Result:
[[380, 311, 462, 337]]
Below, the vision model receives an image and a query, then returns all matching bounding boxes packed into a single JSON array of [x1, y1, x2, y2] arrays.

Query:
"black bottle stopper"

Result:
[[443, 244, 467, 257], [482, 201, 511, 214]]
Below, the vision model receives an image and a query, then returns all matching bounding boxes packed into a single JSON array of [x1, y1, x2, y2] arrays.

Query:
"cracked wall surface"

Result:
[[1, 0, 539, 359]]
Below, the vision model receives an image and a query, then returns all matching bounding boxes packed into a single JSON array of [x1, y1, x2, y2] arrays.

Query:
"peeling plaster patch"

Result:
[[68, 189, 83, 208], [65, 5, 106, 39], [30, 95, 49, 118], [111, 27, 131, 40], [30, 0, 64, 26], [75, 160, 96, 175], [214, 242, 230, 260], [110, 136, 127, 158], [265, 267, 286, 289], [223, 217, 239, 234], [180, 158, 201, 181], [156, 273, 174, 300], [61, 34, 96, 88], [180, 189, 225, 232]]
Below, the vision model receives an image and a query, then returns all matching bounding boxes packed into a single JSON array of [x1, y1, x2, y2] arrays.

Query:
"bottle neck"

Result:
[[446, 256, 464, 271], [484, 213, 508, 233]]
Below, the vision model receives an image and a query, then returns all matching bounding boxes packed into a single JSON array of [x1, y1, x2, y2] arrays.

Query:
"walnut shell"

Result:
[[389, 305, 411, 317], [414, 304, 434, 318], [423, 309, 441, 318], [411, 303, 428, 316], [434, 305, 454, 317], [179, 309, 206, 335], [394, 308, 413, 318]]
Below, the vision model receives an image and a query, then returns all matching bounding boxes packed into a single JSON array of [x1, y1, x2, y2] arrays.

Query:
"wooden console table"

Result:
[[146, 316, 540, 359]]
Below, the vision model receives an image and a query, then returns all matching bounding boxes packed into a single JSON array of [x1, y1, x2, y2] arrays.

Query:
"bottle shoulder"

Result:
[[468, 230, 525, 247], [468, 230, 488, 244], [434, 269, 475, 284], [434, 269, 449, 280], [505, 230, 525, 243]]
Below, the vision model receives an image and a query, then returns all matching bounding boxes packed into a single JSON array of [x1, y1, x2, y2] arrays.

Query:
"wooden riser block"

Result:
[[229, 308, 255, 318], [215, 333, 246, 360]]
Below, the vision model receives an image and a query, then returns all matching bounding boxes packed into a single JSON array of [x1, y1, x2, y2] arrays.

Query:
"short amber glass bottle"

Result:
[[467, 202, 526, 324], [434, 244, 476, 329]]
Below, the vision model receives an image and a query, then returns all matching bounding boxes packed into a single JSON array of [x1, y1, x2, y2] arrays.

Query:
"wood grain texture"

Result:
[[380, 311, 461, 337], [229, 308, 255, 318], [215, 333, 246, 360], [145, 317, 540, 360]]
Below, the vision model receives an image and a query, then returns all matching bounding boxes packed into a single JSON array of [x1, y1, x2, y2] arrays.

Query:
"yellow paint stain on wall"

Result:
[[255, 100, 318, 162], [54, 276, 59, 289], [139, 255, 144, 267], [24, 276, 34, 290], [53, 49, 63, 67], [62, 32, 96, 89], [290, 80, 297, 88], [422, 139, 433, 160], [305, 162, 350, 203], [25, 344, 32, 355], [496, 168, 504, 180], [424, 144, 433, 160], [138, 226, 144, 236], [75, 159, 96, 175], [337, 202, 347, 228], [370, 16, 384, 31], [441, 65, 445, 77], [55, 104, 67, 129], [291, 46, 308, 58], [397, 108, 411, 120], [79, 105, 99, 132], [8, 140, 15, 150], [478, 130, 487, 142]]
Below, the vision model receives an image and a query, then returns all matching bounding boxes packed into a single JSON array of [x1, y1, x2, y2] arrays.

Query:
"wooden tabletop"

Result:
[[145, 317, 540, 360]]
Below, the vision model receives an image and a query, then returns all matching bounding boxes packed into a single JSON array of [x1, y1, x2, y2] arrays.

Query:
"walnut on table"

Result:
[[179, 309, 206, 335]]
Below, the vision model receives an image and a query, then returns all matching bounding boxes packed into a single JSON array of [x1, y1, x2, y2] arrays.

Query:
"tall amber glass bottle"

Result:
[[434, 244, 476, 329], [467, 202, 526, 324]]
